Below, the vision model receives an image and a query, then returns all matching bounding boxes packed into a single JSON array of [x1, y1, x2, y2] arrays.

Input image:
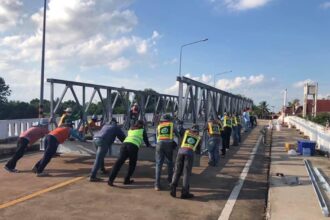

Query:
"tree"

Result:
[[258, 101, 270, 119], [0, 77, 11, 103]]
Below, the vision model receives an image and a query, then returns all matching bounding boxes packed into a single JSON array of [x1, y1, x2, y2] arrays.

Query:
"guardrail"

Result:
[[0, 113, 155, 141], [284, 116, 330, 153]]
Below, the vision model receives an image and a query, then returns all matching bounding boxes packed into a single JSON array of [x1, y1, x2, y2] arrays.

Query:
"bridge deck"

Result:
[[0, 125, 267, 220]]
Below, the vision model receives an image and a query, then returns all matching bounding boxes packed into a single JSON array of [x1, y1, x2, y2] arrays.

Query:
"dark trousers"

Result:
[[108, 143, 139, 182], [171, 153, 194, 193], [222, 127, 232, 153], [155, 141, 175, 187], [35, 135, 59, 173], [237, 125, 242, 143], [5, 137, 29, 169], [90, 138, 111, 178]]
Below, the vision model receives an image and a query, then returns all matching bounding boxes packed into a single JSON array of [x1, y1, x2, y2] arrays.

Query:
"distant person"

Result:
[[170, 124, 201, 199], [154, 114, 179, 191], [33, 120, 85, 176], [89, 118, 126, 182], [108, 120, 152, 186], [58, 107, 81, 127], [206, 117, 221, 166], [79, 114, 101, 136], [130, 103, 139, 124], [221, 112, 232, 156], [231, 113, 239, 146], [4, 119, 49, 173]]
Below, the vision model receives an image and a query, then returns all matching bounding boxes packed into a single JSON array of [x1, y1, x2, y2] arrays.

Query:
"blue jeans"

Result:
[[35, 135, 59, 173], [207, 137, 221, 166], [155, 141, 175, 187], [90, 138, 110, 178]]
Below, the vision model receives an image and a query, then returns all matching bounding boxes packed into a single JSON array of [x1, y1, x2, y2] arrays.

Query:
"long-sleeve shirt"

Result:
[[20, 126, 49, 145], [94, 124, 126, 145]]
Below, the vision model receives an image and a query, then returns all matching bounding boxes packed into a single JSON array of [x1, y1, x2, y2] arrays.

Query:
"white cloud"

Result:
[[216, 74, 265, 90], [164, 58, 178, 65], [0, 0, 23, 32], [292, 79, 314, 88], [320, 2, 330, 9], [108, 57, 131, 71], [210, 0, 271, 11], [0, 0, 162, 101]]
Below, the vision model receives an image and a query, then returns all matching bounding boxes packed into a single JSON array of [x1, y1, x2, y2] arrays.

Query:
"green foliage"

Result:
[[0, 101, 38, 119], [0, 77, 11, 103], [307, 113, 330, 126]]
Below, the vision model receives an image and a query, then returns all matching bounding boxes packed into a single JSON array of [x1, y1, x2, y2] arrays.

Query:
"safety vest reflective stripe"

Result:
[[157, 122, 174, 141], [223, 116, 232, 128], [208, 122, 221, 135], [181, 130, 201, 151], [124, 129, 144, 148], [237, 117, 241, 125]]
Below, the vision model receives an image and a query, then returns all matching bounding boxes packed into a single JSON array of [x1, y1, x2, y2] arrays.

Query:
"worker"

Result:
[[89, 118, 126, 182], [58, 107, 81, 127], [206, 117, 221, 166], [4, 118, 49, 173], [170, 124, 201, 199], [33, 120, 85, 176], [154, 114, 179, 191], [221, 112, 232, 156], [232, 113, 239, 146], [236, 113, 242, 144], [108, 120, 152, 186], [130, 103, 139, 125], [79, 114, 101, 136]]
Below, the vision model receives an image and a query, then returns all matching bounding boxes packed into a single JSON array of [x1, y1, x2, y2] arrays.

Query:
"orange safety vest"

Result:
[[50, 127, 71, 144], [208, 122, 221, 135], [157, 122, 174, 141], [181, 130, 201, 151]]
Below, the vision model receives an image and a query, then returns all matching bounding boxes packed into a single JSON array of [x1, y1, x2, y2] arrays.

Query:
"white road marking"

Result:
[[218, 135, 263, 220]]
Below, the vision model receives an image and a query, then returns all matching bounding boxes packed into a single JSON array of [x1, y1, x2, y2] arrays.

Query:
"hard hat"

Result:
[[191, 124, 199, 132], [64, 107, 72, 113], [91, 115, 97, 120]]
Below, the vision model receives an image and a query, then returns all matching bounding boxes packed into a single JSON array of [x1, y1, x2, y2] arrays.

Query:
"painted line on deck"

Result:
[[0, 176, 85, 210], [218, 135, 263, 220]]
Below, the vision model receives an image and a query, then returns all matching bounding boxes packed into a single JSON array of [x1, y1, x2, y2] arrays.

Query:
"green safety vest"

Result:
[[124, 129, 144, 148], [232, 117, 238, 126]]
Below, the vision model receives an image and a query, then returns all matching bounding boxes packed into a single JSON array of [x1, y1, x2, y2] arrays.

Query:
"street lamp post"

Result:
[[213, 70, 232, 87], [178, 38, 208, 121], [39, 0, 47, 118], [178, 38, 208, 77]]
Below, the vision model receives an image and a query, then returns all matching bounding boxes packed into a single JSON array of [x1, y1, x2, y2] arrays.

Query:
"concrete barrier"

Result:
[[284, 116, 330, 154]]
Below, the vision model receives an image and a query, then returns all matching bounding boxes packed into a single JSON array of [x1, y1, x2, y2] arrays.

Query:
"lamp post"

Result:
[[178, 38, 208, 77], [39, 0, 47, 118], [213, 70, 232, 87]]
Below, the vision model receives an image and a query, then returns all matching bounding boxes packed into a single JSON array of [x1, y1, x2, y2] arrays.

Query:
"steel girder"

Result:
[[47, 78, 178, 130]]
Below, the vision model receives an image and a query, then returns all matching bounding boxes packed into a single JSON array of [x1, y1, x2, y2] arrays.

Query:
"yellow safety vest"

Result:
[[208, 122, 221, 135], [223, 116, 232, 128], [157, 122, 174, 141], [181, 130, 201, 151], [236, 116, 241, 125], [124, 129, 144, 148], [232, 117, 238, 126]]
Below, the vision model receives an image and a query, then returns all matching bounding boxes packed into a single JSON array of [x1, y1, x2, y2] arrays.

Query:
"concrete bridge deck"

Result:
[[0, 124, 268, 220], [1, 121, 329, 220]]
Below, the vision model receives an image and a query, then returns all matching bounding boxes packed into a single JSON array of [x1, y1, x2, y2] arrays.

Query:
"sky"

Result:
[[0, 0, 329, 111]]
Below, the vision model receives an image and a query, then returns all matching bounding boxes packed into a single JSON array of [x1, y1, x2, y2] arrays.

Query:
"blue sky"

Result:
[[0, 0, 329, 111]]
